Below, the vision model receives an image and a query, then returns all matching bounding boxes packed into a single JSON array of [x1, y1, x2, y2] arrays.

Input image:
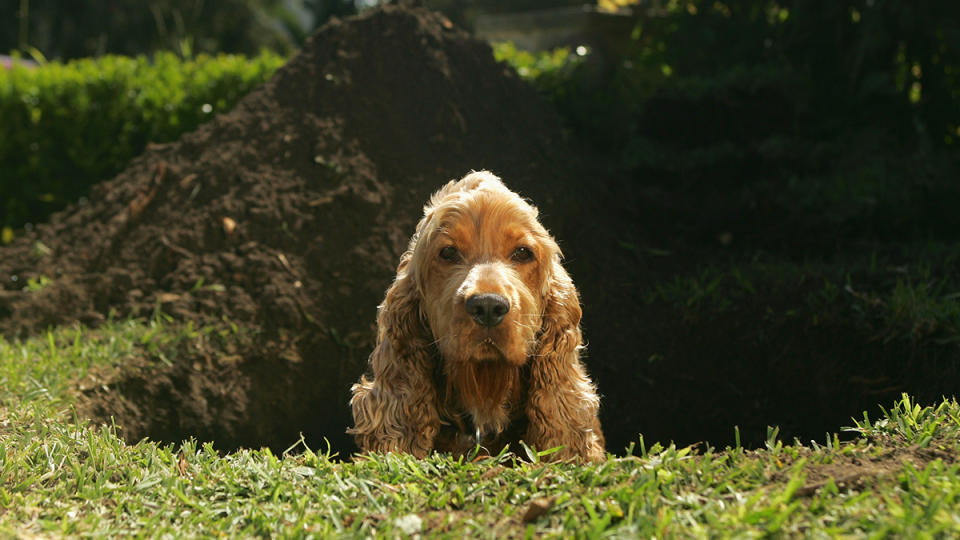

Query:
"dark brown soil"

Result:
[[0, 5, 954, 456], [770, 441, 957, 498]]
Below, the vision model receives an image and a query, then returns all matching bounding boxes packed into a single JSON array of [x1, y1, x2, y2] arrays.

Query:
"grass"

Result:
[[862, 273, 960, 346], [0, 318, 250, 410], [644, 253, 960, 350], [2, 322, 960, 537]]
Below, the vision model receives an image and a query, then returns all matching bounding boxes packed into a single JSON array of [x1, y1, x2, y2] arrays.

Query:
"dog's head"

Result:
[[408, 171, 560, 368]]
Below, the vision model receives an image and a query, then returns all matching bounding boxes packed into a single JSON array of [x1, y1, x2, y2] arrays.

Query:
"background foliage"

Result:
[[0, 51, 285, 232], [499, 0, 960, 241], [2, 0, 357, 59], [542, 0, 960, 153]]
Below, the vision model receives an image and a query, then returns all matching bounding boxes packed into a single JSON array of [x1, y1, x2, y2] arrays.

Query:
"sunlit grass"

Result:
[[1, 322, 960, 536], [0, 318, 250, 411]]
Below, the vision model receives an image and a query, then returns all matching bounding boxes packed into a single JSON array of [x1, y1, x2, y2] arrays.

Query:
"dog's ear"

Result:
[[348, 250, 441, 457], [525, 255, 606, 461], [538, 256, 582, 357]]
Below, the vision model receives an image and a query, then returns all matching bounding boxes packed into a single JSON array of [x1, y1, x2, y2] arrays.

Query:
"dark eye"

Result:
[[511, 246, 535, 263], [439, 246, 460, 262]]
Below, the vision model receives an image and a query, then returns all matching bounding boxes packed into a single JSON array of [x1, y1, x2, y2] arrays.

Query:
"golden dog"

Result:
[[349, 171, 604, 461]]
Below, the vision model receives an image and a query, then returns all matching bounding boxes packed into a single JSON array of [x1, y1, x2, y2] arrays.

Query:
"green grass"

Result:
[[854, 270, 960, 347], [644, 254, 960, 350], [2, 322, 960, 537], [645, 264, 770, 314], [0, 318, 250, 411]]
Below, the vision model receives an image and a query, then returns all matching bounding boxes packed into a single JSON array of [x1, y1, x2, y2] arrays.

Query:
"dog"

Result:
[[349, 171, 604, 461]]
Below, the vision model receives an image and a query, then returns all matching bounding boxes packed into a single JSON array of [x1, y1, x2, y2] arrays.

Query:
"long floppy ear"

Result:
[[525, 256, 606, 462], [348, 250, 441, 458]]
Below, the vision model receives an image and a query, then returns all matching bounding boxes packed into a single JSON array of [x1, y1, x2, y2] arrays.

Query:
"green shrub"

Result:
[[497, 1, 960, 238], [1, 0, 300, 60], [0, 51, 286, 235], [492, 42, 581, 83]]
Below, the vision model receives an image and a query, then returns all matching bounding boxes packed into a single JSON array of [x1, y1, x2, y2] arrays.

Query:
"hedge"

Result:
[[0, 51, 286, 238]]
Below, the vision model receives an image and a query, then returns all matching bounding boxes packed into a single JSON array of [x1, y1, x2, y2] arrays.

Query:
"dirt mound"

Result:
[[0, 5, 614, 453]]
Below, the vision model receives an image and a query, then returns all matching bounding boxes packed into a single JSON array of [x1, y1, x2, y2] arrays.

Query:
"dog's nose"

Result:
[[465, 293, 510, 327]]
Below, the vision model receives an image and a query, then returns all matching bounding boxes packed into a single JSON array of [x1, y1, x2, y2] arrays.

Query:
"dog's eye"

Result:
[[439, 246, 461, 262], [511, 246, 535, 263]]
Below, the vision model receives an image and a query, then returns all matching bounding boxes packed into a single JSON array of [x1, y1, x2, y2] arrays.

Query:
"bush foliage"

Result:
[[499, 0, 960, 238], [0, 51, 285, 233], [4, 0, 298, 59]]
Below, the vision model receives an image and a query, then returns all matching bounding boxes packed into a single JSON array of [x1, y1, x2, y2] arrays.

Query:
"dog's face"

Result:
[[411, 175, 557, 367]]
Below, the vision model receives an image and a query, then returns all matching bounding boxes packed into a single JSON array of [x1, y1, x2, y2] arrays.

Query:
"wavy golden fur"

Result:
[[348, 171, 604, 461]]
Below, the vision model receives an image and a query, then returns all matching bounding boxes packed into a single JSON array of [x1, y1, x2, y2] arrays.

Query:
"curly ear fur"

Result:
[[525, 257, 606, 462], [348, 251, 441, 457]]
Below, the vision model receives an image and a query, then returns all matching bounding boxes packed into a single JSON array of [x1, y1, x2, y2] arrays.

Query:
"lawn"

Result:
[[2, 320, 959, 537]]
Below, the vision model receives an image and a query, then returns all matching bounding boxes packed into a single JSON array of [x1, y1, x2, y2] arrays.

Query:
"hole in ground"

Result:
[[593, 296, 960, 452], [77, 303, 960, 456]]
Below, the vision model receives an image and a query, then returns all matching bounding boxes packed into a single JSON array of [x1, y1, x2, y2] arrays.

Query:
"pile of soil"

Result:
[[0, 5, 629, 454]]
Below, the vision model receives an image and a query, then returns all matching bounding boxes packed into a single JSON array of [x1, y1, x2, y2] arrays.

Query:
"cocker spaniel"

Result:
[[349, 171, 604, 462]]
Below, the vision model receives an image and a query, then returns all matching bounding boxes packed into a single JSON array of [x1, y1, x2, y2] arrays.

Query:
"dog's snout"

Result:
[[465, 293, 510, 327]]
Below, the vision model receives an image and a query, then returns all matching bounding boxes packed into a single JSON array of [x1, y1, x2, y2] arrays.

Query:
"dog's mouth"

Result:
[[442, 324, 530, 365], [477, 337, 506, 359], [472, 335, 532, 366], [474, 337, 506, 361]]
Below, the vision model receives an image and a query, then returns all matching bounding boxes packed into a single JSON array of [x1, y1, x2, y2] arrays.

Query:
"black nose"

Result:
[[465, 293, 510, 327]]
